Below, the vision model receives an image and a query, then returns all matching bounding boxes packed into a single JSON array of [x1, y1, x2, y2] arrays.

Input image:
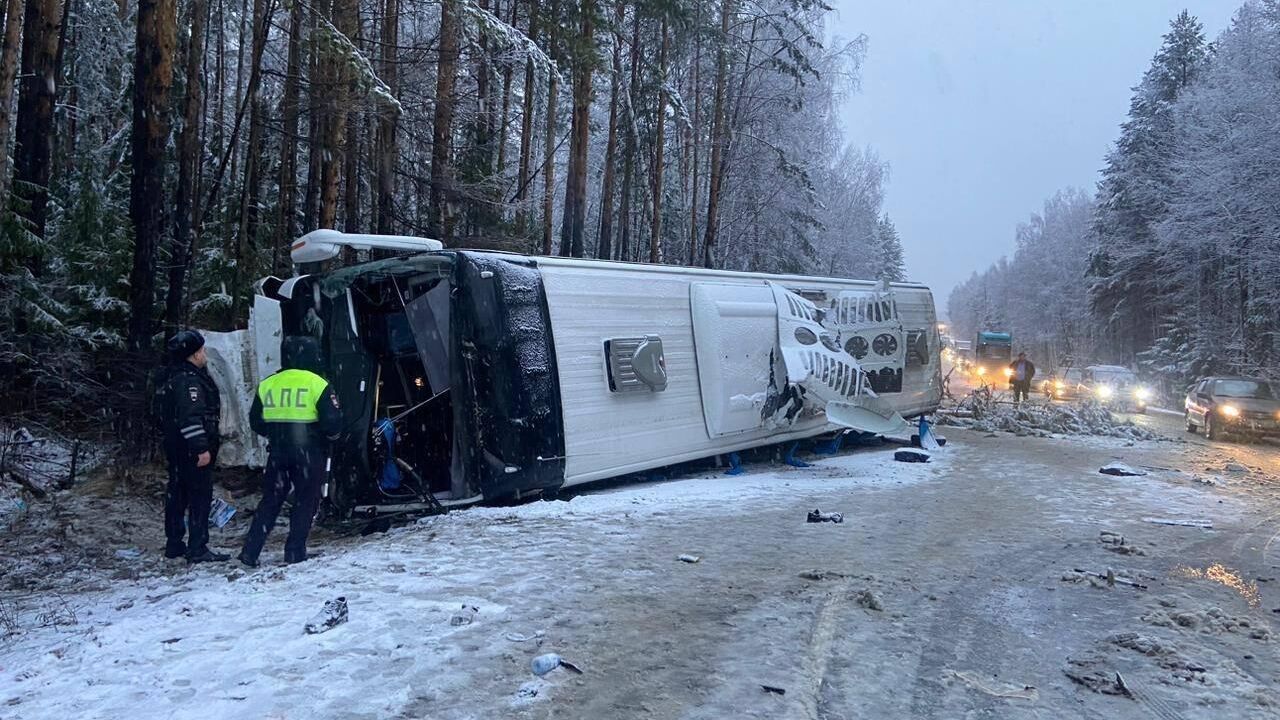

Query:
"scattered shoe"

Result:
[[187, 549, 231, 564], [807, 509, 844, 524], [305, 597, 349, 634]]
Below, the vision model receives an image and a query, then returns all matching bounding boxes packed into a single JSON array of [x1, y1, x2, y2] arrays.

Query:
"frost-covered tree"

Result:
[[949, 189, 1094, 365], [1087, 9, 1208, 362], [874, 215, 905, 282]]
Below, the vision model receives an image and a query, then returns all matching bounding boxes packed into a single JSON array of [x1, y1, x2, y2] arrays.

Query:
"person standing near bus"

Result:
[[238, 336, 343, 567]]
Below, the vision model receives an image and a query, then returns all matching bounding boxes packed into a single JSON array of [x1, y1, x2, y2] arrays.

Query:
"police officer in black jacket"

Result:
[[239, 336, 343, 567], [161, 330, 230, 563]]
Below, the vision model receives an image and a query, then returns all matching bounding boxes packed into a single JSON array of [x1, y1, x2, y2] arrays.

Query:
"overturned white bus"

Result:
[[203, 231, 943, 517]]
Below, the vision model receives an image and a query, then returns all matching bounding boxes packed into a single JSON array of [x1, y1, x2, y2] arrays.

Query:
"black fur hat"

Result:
[[166, 330, 205, 363]]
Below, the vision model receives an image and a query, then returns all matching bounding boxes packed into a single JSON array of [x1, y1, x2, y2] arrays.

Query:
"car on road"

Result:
[[1184, 376, 1280, 440], [1082, 365, 1151, 413], [1042, 367, 1085, 401]]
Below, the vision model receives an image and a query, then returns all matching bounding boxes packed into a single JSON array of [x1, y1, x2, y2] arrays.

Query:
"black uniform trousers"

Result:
[[164, 446, 214, 557], [241, 447, 327, 563]]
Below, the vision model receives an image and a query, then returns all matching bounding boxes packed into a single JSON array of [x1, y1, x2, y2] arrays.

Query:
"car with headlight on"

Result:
[[1184, 377, 1280, 441], [1082, 365, 1151, 413], [1042, 367, 1085, 401]]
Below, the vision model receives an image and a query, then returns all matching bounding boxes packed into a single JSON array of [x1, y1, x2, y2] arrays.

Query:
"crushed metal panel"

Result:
[[690, 283, 785, 437], [830, 288, 905, 393]]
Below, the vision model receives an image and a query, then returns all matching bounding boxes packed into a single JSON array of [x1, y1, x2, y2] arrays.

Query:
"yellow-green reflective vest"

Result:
[[258, 369, 329, 423]]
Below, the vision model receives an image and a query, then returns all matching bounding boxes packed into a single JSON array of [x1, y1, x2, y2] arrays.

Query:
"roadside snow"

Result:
[[0, 446, 945, 719]]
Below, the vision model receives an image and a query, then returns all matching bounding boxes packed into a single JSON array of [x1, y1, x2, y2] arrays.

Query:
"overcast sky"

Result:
[[832, 0, 1238, 311]]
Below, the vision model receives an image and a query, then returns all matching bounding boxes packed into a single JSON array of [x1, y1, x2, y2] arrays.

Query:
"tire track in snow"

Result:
[[796, 581, 849, 720]]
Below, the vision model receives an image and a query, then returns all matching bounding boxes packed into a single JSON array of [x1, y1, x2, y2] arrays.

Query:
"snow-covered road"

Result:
[[3, 428, 1279, 719]]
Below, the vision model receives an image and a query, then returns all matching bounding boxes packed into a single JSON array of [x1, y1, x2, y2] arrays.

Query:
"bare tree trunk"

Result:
[[127, 0, 176, 349], [319, 0, 355, 229], [616, 7, 638, 263], [303, 4, 322, 230], [374, 0, 398, 234], [702, 0, 731, 268], [540, 0, 559, 255], [494, 0, 516, 177], [513, 0, 537, 238], [274, 0, 303, 268], [648, 16, 667, 264], [11, 0, 62, 247], [56, 0, 74, 180], [559, 0, 593, 258], [687, 1, 702, 266], [343, 115, 360, 232], [165, 0, 206, 326], [595, 0, 623, 260], [235, 0, 271, 262], [0, 0, 25, 200], [427, 0, 459, 241]]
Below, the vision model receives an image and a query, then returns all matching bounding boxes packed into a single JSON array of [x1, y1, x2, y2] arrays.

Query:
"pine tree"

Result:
[[875, 215, 905, 283], [1088, 10, 1207, 362]]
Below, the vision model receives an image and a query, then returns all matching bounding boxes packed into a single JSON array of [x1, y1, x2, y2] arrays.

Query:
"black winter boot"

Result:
[[187, 548, 231, 564]]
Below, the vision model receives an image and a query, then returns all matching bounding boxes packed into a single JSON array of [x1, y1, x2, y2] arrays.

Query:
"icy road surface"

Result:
[[3, 429, 1280, 719]]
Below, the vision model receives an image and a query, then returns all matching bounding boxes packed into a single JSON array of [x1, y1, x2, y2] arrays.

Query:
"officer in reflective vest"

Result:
[[238, 336, 342, 566]]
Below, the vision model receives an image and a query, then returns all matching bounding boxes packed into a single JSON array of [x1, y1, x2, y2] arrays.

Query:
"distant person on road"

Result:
[[1009, 352, 1036, 403], [238, 336, 343, 567], [158, 330, 230, 564]]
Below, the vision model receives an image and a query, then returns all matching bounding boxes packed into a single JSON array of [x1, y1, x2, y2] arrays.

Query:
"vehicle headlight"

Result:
[[1096, 385, 1114, 400], [1055, 381, 1065, 390], [1219, 404, 1240, 418], [1134, 387, 1151, 401], [976, 367, 986, 375], [1003, 368, 1014, 378]]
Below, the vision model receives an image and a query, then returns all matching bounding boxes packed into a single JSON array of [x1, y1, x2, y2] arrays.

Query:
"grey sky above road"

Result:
[[832, 0, 1237, 311]]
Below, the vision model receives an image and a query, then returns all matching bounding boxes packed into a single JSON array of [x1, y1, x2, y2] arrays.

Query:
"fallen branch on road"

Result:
[[1072, 568, 1148, 589]]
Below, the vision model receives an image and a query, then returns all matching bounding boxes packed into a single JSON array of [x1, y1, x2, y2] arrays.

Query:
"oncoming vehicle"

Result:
[[1043, 367, 1084, 401], [1082, 365, 1150, 413], [1184, 377, 1280, 441], [202, 230, 943, 518], [971, 331, 1012, 382]]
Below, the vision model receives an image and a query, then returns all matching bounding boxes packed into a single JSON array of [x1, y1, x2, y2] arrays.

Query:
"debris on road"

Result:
[[761, 685, 786, 695], [1099, 531, 1145, 556], [854, 589, 884, 611], [806, 509, 844, 524], [893, 449, 930, 463], [304, 596, 349, 635], [947, 669, 1038, 700], [531, 653, 583, 676], [937, 398, 1160, 440], [1142, 517, 1213, 529], [677, 554, 701, 563], [505, 630, 546, 643], [1063, 657, 1133, 697], [450, 604, 479, 626], [798, 570, 850, 581], [1099, 462, 1146, 477], [1072, 568, 1148, 589], [209, 497, 236, 528]]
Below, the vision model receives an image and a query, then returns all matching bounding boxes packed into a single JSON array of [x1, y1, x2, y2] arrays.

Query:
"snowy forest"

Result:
[[949, 3, 1280, 393], [0, 0, 908, 427]]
